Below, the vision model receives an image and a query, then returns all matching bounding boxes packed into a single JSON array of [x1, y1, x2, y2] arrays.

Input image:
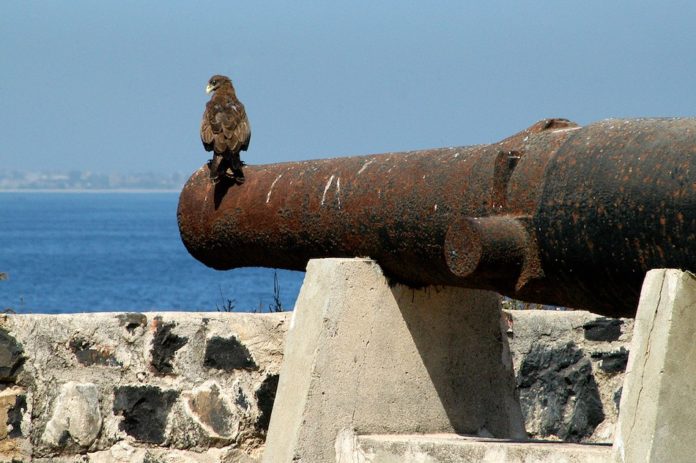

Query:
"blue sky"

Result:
[[2, 2, 696, 175]]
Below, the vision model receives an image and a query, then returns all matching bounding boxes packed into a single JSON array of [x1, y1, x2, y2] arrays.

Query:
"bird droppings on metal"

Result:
[[357, 160, 374, 175], [321, 174, 335, 206], [336, 177, 341, 209], [266, 174, 282, 204]]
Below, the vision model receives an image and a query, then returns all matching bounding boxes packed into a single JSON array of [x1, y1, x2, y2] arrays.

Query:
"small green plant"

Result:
[[1, 274, 19, 313], [268, 270, 284, 313], [216, 286, 237, 312], [215, 271, 285, 313]]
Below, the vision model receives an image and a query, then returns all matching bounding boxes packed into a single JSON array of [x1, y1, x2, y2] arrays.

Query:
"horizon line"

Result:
[[0, 188, 181, 194]]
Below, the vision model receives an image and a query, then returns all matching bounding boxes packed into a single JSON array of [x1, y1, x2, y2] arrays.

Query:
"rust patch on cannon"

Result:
[[178, 118, 696, 317]]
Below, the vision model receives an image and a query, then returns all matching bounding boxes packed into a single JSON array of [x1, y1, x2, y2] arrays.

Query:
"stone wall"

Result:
[[0, 312, 289, 462], [1, 308, 631, 462], [506, 310, 632, 444]]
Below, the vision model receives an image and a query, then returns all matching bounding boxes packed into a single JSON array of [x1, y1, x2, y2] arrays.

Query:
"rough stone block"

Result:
[[69, 337, 122, 367], [591, 348, 628, 374], [41, 382, 102, 448], [254, 373, 279, 433], [183, 381, 239, 439], [506, 310, 632, 443], [113, 385, 179, 444], [517, 341, 605, 442], [583, 318, 623, 342], [6, 390, 27, 439], [203, 336, 257, 371], [0, 328, 24, 382], [0, 386, 26, 440], [150, 317, 188, 374], [116, 313, 148, 333]]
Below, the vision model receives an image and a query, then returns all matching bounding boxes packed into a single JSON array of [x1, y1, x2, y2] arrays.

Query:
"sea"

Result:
[[0, 192, 305, 314]]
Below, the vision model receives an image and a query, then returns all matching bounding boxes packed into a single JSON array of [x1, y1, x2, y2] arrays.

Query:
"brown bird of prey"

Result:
[[201, 75, 251, 184]]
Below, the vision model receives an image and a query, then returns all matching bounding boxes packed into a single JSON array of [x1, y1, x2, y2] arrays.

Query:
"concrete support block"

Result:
[[613, 269, 696, 463], [263, 258, 525, 462]]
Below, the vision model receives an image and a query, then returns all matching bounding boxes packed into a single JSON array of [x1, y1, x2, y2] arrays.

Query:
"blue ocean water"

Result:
[[0, 192, 304, 314]]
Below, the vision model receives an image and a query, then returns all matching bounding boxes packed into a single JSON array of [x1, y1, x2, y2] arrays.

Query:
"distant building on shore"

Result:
[[0, 170, 185, 190]]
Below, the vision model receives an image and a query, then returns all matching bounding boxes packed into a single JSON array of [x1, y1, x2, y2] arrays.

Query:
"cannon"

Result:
[[178, 118, 696, 317]]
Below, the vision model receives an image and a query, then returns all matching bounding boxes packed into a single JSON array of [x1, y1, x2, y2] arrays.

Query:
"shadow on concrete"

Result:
[[390, 285, 526, 439]]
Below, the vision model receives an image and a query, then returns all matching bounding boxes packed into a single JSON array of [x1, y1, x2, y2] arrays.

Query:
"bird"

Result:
[[200, 74, 251, 184]]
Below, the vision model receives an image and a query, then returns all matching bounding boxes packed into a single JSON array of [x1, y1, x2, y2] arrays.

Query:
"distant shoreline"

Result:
[[0, 189, 180, 194]]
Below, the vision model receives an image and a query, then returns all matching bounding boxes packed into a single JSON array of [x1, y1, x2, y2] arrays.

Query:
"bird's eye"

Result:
[[211, 80, 217, 85]]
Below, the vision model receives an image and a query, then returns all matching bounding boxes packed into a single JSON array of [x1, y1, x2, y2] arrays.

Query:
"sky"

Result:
[[2, 2, 696, 176]]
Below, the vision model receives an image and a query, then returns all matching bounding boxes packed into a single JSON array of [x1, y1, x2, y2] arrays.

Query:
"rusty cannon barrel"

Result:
[[178, 118, 696, 317]]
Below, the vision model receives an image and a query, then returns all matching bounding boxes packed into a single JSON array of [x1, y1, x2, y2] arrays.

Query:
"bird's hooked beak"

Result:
[[205, 83, 214, 94]]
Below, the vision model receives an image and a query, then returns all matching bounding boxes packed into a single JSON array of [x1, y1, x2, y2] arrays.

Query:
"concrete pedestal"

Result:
[[262, 258, 525, 463], [612, 269, 696, 463]]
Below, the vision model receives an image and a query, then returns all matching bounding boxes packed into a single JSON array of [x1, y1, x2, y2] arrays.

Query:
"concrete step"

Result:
[[352, 434, 612, 463]]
